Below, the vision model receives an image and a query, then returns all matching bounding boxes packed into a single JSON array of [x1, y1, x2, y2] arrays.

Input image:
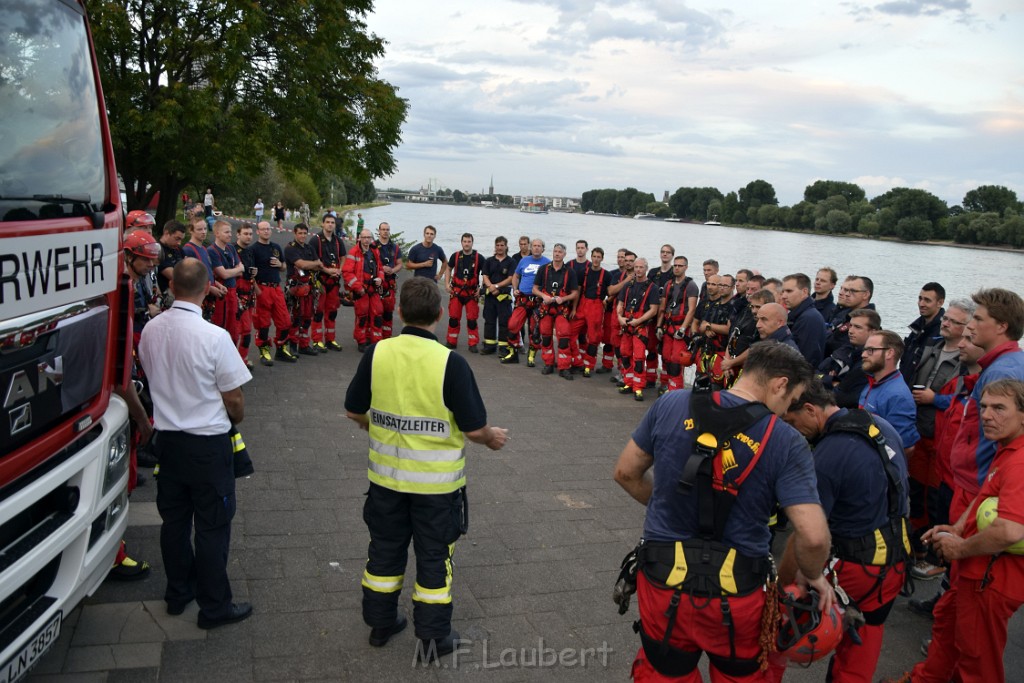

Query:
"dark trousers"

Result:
[[362, 484, 462, 639], [482, 295, 512, 347], [155, 430, 236, 619]]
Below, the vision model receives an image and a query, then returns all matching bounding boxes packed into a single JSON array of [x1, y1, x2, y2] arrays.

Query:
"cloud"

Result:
[[873, 0, 970, 16], [383, 62, 489, 85], [491, 79, 588, 109]]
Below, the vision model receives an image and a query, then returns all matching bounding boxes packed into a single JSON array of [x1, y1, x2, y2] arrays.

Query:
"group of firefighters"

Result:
[[119, 211, 1024, 682]]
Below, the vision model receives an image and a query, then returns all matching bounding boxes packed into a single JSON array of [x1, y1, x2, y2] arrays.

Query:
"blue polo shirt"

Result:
[[859, 370, 920, 449], [812, 410, 909, 538], [408, 242, 446, 278], [631, 390, 820, 558], [514, 255, 551, 295]]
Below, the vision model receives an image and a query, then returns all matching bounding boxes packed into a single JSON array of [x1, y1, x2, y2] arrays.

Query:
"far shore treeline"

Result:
[[580, 181, 1024, 249]]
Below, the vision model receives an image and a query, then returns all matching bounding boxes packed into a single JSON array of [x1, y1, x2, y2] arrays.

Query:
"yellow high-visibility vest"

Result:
[[367, 334, 465, 494]]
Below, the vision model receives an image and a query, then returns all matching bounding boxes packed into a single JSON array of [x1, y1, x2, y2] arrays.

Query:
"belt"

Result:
[[257, 281, 280, 288]]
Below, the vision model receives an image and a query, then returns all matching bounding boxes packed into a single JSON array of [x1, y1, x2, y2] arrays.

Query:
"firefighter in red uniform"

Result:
[[446, 233, 483, 351], [645, 245, 676, 389], [613, 341, 833, 682], [657, 256, 700, 393], [251, 221, 296, 364], [617, 258, 660, 401], [532, 243, 579, 380], [906, 379, 1024, 683], [208, 219, 244, 350], [343, 228, 384, 352], [309, 214, 345, 352], [284, 223, 323, 356], [784, 381, 911, 683], [233, 223, 258, 368], [373, 221, 403, 339], [693, 274, 734, 390], [576, 247, 608, 377], [602, 250, 635, 376]]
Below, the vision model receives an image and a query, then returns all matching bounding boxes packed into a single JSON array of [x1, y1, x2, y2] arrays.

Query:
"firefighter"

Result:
[[373, 221, 403, 339], [208, 219, 244, 350], [656, 255, 699, 393], [309, 214, 346, 352], [233, 223, 258, 369], [576, 247, 609, 377], [783, 381, 910, 683], [284, 223, 323, 356], [445, 233, 483, 351], [480, 236, 515, 356], [343, 228, 384, 352], [532, 243, 579, 380], [344, 278, 508, 661], [251, 221, 295, 364], [613, 341, 833, 681], [501, 239, 550, 366], [602, 250, 635, 377], [616, 258, 660, 401]]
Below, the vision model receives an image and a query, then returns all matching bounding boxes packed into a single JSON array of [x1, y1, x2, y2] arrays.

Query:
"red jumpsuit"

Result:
[[618, 279, 659, 393], [913, 433, 1024, 683], [533, 263, 577, 371], [374, 240, 402, 339], [446, 250, 482, 349], [309, 232, 345, 347], [342, 244, 383, 347], [576, 263, 607, 372], [660, 277, 697, 392]]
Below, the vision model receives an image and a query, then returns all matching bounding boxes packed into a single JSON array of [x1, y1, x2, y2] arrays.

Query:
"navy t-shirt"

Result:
[[632, 390, 820, 557], [813, 410, 909, 539], [250, 241, 284, 284], [207, 242, 240, 288], [408, 243, 446, 278]]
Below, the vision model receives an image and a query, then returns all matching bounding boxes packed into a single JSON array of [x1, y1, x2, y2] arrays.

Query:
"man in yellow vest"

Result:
[[345, 277, 509, 661]]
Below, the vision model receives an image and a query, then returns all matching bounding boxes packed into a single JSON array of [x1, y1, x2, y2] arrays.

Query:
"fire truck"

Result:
[[0, 1, 132, 679]]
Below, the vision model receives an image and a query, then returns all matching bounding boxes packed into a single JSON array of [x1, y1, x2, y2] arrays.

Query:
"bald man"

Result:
[[756, 303, 799, 351]]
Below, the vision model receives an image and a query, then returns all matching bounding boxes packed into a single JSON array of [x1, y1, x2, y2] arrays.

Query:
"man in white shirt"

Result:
[[139, 258, 253, 629]]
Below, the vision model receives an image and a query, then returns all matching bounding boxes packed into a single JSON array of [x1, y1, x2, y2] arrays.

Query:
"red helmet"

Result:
[[678, 346, 695, 367], [124, 230, 161, 260], [126, 210, 155, 229], [774, 584, 843, 665]]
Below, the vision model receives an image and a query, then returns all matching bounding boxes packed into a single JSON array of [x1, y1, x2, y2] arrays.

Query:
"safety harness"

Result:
[[537, 264, 572, 317], [662, 276, 694, 334], [582, 262, 607, 300], [632, 386, 778, 677], [451, 251, 482, 301], [823, 410, 911, 568], [315, 233, 343, 290]]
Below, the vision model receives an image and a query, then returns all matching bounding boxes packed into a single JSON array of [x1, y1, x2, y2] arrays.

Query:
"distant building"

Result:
[[489, 175, 494, 196]]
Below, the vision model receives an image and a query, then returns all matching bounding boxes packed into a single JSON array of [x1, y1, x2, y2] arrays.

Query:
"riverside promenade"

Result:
[[29, 290, 1022, 682]]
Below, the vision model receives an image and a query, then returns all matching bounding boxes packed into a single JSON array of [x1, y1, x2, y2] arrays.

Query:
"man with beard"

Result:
[[373, 221, 402, 339], [900, 282, 947, 383], [859, 330, 920, 457]]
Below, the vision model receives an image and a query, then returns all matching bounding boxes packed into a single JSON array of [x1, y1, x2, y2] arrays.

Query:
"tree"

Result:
[[90, 1, 408, 227], [963, 185, 1021, 216], [826, 210, 852, 233], [738, 180, 778, 213], [895, 216, 931, 241], [870, 188, 947, 229], [722, 192, 739, 225], [804, 180, 866, 204], [452, 189, 467, 203]]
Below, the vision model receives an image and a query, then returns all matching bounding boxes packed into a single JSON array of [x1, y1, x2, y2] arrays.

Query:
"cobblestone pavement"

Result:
[[30, 286, 1022, 682]]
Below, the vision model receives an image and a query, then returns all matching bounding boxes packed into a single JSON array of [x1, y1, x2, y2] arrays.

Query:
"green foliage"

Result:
[[452, 189, 467, 203], [963, 185, 1021, 216], [581, 188, 655, 215], [895, 216, 932, 241], [826, 210, 852, 233], [756, 204, 779, 226], [870, 188, 947, 229], [90, 0, 408, 227], [722, 192, 739, 224], [668, 186, 725, 220], [804, 180, 866, 204], [738, 179, 778, 212]]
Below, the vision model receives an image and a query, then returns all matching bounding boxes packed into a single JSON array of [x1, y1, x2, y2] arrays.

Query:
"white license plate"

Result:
[[0, 611, 62, 683]]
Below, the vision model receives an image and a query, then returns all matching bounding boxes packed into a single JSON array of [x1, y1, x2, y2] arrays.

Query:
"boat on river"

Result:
[[634, 212, 658, 220], [520, 203, 548, 215]]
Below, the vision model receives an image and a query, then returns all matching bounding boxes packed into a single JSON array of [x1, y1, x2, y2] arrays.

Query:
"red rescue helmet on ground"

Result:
[[678, 345, 695, 367], [124, 229, 161, 260], [126, 209, 155, 229], [774, 584, 843, 665]]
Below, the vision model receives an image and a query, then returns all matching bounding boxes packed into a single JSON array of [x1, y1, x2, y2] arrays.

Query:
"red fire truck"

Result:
[[0, 1, 131, 679]]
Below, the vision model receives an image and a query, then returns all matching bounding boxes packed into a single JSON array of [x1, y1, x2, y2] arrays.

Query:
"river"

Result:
[[356, 203, 1024, 330]]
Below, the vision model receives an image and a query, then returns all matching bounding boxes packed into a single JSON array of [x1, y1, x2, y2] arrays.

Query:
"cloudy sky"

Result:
[[365, 0, 1022, 206]]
